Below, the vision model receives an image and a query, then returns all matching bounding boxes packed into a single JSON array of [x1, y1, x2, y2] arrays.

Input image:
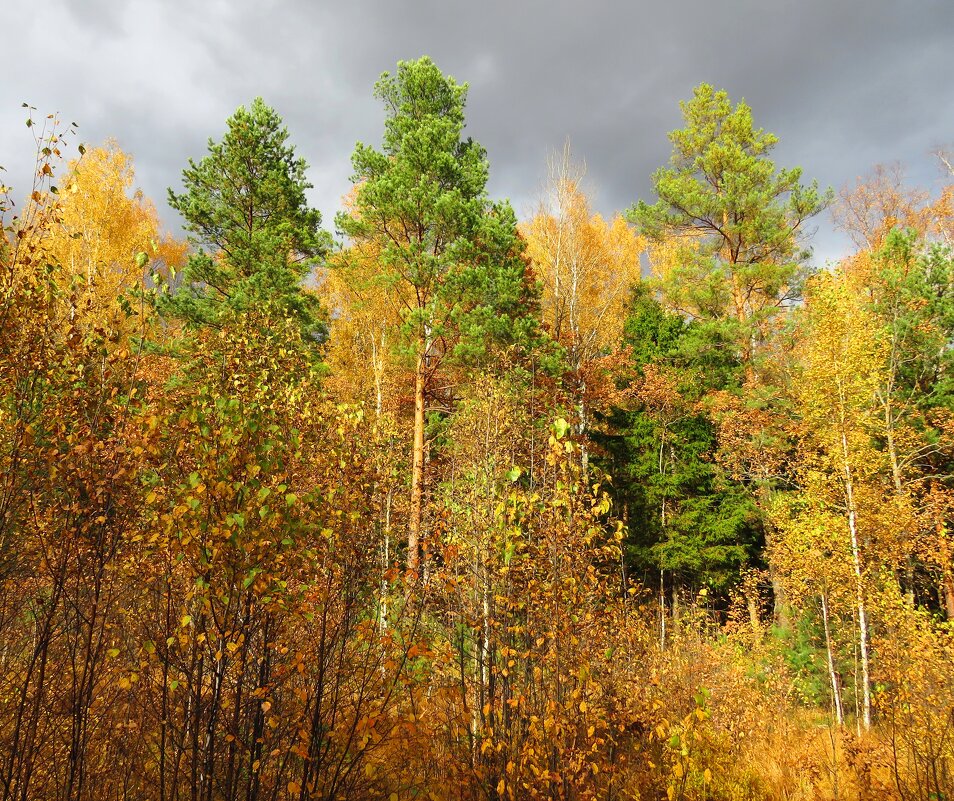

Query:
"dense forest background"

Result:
[[2, 56, 954, 800]]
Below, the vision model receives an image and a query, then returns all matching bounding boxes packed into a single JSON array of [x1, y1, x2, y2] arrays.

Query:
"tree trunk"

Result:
[[671, 584, 680, 633], [408, 346, 426, 573], [821, 590, 844, 726], [577, 394, 588, 473], [762, 516, 792, 630], [771, 570, 791, 630], [370, 329, 384, 420], [747, 592, 760, 634], [841, 429, 871, 729], [944, 570, 954, 622], [882, 388, 916, 605], [934, 516, 954, 620], [725, 219, 756, 385]]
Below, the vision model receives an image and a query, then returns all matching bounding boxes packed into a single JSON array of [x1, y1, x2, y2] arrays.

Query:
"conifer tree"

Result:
[[629, 84, 830, 381], [336, 57, 540, 571], [600, 286, 758, 601], [167, 98, 329, 338]]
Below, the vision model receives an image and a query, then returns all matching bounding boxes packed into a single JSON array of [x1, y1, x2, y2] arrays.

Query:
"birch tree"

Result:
[[796, 270, 888, 729], [522, 145, 643, 465]]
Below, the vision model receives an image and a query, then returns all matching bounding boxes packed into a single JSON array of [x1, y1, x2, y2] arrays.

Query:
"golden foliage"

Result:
[[46, 141, 185, 326], [522, 153, 644, 367]]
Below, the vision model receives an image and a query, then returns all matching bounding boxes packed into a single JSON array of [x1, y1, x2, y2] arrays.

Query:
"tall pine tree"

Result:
[[336, 57, 540, 571]]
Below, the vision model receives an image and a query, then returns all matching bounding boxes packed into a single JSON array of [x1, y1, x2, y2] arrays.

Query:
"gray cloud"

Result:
[[4, 0, 953, 265]]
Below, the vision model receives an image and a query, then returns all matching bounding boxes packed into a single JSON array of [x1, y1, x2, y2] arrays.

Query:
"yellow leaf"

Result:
[[287, 781, 301, 794]]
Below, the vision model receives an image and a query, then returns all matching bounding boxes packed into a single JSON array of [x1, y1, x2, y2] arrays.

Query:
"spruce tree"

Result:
[[598, 286, 758, 596]]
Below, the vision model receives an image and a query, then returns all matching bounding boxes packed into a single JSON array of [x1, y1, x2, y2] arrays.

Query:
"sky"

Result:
[[3, 0, 953, 265]]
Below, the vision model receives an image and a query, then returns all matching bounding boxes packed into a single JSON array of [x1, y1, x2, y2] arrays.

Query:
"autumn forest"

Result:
[[2, 56, 954, 800]]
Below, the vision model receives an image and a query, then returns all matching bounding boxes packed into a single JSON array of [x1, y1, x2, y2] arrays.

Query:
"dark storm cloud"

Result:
[[5, 0, 953, 264]]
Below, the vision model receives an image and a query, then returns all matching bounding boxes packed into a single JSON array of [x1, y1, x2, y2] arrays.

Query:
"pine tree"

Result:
[[629, 84, 830, 382], [336, 57, 540, 571], [167, 98, 330, 338]]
